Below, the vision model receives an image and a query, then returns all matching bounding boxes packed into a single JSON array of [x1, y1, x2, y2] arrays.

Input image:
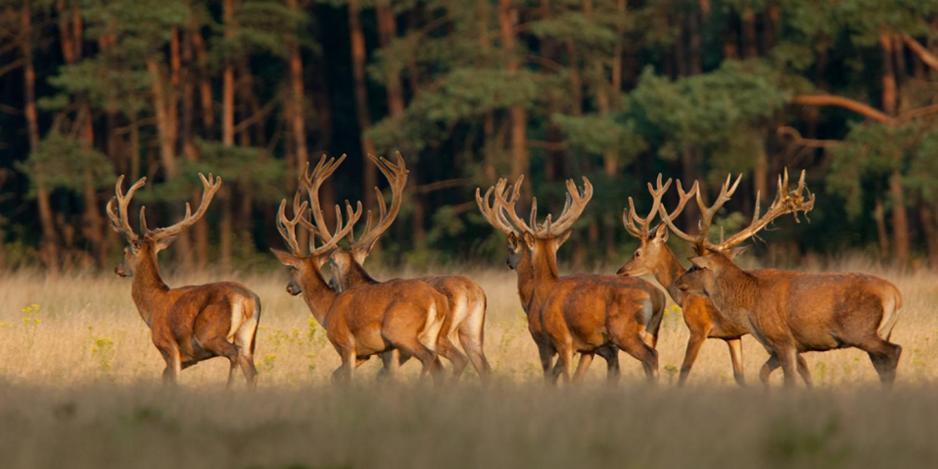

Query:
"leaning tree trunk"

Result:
[[498, 0, 528, 180], [880, 33, 910, 268]]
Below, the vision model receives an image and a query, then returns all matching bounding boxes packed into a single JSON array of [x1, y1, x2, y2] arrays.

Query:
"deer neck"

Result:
[[130, 251, 170, 328], [709, 266, 759, 315], [299, 269, 338, 326], [525, 247, 560, 308], [654, 247, 689, 301], [342, 260, 377, 289]]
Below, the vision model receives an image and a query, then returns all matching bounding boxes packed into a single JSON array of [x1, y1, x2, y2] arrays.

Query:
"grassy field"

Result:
[[0, 264, 937, 468]]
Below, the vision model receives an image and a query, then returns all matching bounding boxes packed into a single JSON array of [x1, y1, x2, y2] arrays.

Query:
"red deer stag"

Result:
[[477, 176, 665, 383], [271, 165, 447, 383], [106, 174, 260, 386], [303, 153, 491, 380], [669, 172, 901, 387]]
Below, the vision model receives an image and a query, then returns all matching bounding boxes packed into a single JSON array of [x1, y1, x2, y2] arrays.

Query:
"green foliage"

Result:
[[17, 133, 112, 197]]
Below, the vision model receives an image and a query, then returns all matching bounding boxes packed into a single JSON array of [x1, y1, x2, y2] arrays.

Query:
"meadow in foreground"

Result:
[[0, 265, 936, 468]]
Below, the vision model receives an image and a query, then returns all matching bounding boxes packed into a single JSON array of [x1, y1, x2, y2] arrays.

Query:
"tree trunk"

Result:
[[880, 33, 909, 267], [348, 0, 378, 207], [919, 204, 938, 270], [873, 198, 889, 260], [220, 0, 236, 270], [22, 0, 59, 273], [498, 0, 528, 180]]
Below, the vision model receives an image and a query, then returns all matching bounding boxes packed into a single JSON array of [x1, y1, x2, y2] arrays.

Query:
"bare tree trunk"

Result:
[[348, 0, 378, 207], [873, 198, 889, 260], [220, 0, 236, 270], [920, 204, 938, 270], [881, 33, 909, 267], [498, 0, 528, 180], [22, 0, 59, 273]]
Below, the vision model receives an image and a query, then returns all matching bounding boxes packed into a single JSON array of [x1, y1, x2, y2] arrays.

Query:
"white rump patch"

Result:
[[877, 294, 900, 340], [227, 300, 245, 343], [418, 303, 443, 352]]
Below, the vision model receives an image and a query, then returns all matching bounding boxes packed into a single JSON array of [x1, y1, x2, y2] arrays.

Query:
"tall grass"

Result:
[[0, 263, 935, 468]]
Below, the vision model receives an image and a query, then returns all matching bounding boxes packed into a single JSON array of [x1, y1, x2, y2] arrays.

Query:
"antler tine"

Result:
[[309, 200, 364, 256], [716, 169, 814, 251], [544, 177, 592, 236], [655, 180, 703, 245], [350, 153, 409, 252], [476, 178, 522, 236], [302, 154, 348, 243], [494, 175, 536, 235], [685, 173, 742, 251], [106, 175, 147, 243], [144, 173, 222, 241], [276, 197, 310, 255], [623, 174, 673, 240]]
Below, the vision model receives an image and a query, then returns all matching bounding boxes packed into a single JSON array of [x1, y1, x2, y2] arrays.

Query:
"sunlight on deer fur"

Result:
[[0, 263, 937, 468]]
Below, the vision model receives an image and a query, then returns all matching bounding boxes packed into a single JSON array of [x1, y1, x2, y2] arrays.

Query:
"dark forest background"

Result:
[[1, 0, 938, 272]]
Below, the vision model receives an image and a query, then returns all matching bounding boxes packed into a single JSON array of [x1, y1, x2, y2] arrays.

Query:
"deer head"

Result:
[[672, 169, 815, 297], [106, 173, 221, 277], [617, 175, 699, 277], [476, 175, 592, 270]]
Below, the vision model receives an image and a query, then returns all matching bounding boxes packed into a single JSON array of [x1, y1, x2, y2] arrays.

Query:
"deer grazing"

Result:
[[304, 153, 491, 380], [106, 174, 261, 386], [271, 161, 448, 383], [477, 176, 665, 383], [666, 171, 902, 387]]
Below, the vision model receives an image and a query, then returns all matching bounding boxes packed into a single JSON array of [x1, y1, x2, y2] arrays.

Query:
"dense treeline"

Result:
[[1, 0, 938, 272]]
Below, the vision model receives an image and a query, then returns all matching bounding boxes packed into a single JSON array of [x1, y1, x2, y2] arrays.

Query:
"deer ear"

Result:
[[688, 255, 711, 269], [654, 223, 669, 241], [522, 232, 537, 249], [726, 245, 749, 259], [270, 248, 302, 268], [151, 235, 177, 253]]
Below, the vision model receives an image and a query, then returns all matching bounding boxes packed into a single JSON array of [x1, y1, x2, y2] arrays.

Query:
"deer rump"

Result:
[[325, 279, 448, 359], [737, 271, 901, 352], [537, 275, 665, 354], [161, 282, 260, 363]]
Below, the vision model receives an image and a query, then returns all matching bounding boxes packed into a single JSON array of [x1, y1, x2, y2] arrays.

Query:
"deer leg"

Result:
[[777, 347, 799, 388], [158, 344, 182, 385], [726, 338, 746, 387], [678, 332, 707, 386], [556, 341, 575, 384], [458, 327, 492, 381], [377, 349, 400, 381], [796, 355, 813, 388], [596, 345, 620, 384], [536, 342, 558, 384], [395, 339, 444, 384], [438, 333, 470, 379], [572, 352, 594, 382], [759, 354, 779, 387], [617, 336, 659, 383], [861, 338, 902, 385], [331, 347, 355, 385]]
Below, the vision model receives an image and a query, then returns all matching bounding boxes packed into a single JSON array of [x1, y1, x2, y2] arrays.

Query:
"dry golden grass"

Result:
[[0, 263, 936, 468]]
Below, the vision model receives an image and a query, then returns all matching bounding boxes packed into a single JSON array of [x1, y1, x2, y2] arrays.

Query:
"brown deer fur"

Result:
[[478, 176, 665, 383], [307, 153, 491, 380], [106, 174, 260, 386], [676, 250, 902, 387], [271, 161, 447, 383]]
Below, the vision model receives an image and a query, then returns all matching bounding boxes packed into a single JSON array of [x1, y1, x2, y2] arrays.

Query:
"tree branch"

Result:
[[790, 94, 893, 124], [901, 34, 938, 72]]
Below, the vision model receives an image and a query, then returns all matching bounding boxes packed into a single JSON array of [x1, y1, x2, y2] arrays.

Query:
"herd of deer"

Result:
[[104, 153, 903, 389]]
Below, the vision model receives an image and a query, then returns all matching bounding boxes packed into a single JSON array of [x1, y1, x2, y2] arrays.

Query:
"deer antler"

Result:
[[476, 177, 522, 237], [276, 193, 311, 255], [347, 152, 408, 252], [715, 169, 815, 250], [106, 175, 148, 243], [140, 173, 222, 243], [623, 174, 674, 240], [493, 175, 593, 239], [302, 153, 348, 243], [657, 173, 742, 253]]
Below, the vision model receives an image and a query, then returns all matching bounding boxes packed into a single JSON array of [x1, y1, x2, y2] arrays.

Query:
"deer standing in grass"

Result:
[[477, 176, 665, 383], [304, 153, 491, 380], [667, 171, 902, 387], [106, 174, 260, 386], [271, 163, 447, 383], [618, 175, 755, 385]]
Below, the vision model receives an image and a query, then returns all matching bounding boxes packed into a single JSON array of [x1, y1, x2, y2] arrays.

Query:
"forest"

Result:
[[1, 0, 937, 272]]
